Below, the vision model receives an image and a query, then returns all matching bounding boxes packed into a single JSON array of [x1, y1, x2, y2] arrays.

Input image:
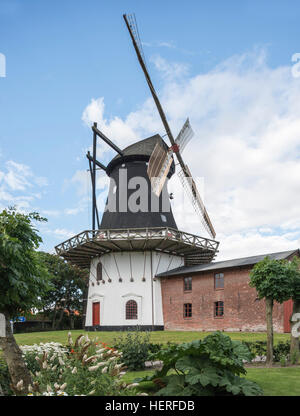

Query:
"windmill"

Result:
[[123, 14, 216, 239], [55, 14, 219, 332]]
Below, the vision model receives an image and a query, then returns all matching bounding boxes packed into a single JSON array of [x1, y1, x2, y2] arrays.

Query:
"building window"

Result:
[[214, 273, 224, 289], [214, 301, 224, 317], [184, 277, 192, 291], [184, 303, 192, 318], [126, 300, 138, 320], [97, 262, 103, 281]]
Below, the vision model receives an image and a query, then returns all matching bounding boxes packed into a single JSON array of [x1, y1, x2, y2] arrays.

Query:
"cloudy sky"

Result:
[[1, 0, 300, 260]]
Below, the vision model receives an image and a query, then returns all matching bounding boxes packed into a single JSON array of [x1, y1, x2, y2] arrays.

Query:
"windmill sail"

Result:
[[147, 142, 173, 196], [178, 166, 215, 238], [175, 118, 194, 153], [123, 13, 216, 239], [147, 118, 193, 196]]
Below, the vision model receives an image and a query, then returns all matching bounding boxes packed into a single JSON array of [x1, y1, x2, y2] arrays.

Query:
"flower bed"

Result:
[[11, 332, 145, 396]]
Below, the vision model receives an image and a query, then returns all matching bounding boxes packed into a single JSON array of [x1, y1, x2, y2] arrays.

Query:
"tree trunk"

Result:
[[0, 311, 32, 395], [70, 313, 74, 330], [52, 303, 57, 329], [290, 299, 300, 363], [56, 307, 65, 330], [265, 297, 274, 365]]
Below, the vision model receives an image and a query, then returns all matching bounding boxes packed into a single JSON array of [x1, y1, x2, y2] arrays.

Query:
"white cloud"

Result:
[[150, 55, 189, 80], [81, 48, 300, 259], [51, 228, 76, 239], [0, 160, 48, 212]]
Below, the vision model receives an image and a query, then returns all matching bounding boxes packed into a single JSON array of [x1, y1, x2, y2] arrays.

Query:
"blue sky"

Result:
[[1, 0, 300, 259]]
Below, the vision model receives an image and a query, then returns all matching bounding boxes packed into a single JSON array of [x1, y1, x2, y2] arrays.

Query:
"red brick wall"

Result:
[[160, 266, 285, 332]]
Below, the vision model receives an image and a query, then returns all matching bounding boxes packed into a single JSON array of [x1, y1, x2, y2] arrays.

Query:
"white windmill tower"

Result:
[[55, 14, 219, 331]]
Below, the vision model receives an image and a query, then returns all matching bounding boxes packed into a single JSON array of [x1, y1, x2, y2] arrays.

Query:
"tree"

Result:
[[0, 207, 51, 394], [249, 256, 296, 365], [36, 252, 89, 330]]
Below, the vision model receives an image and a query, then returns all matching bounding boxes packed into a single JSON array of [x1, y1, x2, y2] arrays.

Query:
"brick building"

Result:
[[157, 249, 299, 333]]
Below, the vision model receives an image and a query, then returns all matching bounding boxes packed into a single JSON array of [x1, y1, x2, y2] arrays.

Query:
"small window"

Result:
[[126, 300, 138, 320], [215, 301, 224, 317], [184, 303, 192, 318], [97, 262, 103, 281], [184, 277, 192, 291], [215, 273, 224, 289]]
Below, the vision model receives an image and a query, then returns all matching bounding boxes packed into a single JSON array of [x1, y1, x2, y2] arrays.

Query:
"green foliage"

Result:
[[113, 330, 151, 371], [249, 256, 297, 303], [0, 358, 13, 395], [0, 207, 51, 316], [243, 340, 291, 362], [280, 356, 287, 367], [36, 251, 89, 328], [136, 332, 263, 396], [290, 257, 300, 301]]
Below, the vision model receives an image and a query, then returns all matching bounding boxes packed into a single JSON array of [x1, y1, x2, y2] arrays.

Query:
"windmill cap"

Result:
[[105, 134, 175, 177]]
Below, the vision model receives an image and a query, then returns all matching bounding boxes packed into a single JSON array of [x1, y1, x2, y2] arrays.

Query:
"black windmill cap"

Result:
[[105, 134, 175, 177]]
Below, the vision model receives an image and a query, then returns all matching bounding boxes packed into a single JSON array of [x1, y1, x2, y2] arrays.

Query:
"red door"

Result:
[[283, 299, 293, 333], [92, 302, 100, 326]]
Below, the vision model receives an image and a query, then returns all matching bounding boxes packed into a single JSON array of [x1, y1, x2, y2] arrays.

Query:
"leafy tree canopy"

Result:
[[0, 207, 51, 316], [249, 256, 300, 303], [36, 251, 88, 316]]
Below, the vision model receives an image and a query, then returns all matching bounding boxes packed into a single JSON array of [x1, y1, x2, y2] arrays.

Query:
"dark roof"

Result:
[[156, 249, 300, 277], [106, 134, 175, 176]]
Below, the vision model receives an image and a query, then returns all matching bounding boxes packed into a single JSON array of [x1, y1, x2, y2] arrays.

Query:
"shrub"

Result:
[[136, 332, 263, 396], [242, 340, 291, 362], [112, 330, 151, 371]]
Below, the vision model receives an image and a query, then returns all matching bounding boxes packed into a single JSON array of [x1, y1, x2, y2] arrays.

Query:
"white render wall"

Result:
[[85, 251, 183, 328]]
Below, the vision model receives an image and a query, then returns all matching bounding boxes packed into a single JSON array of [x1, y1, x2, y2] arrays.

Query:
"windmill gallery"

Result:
[[55, 15, 298, 334]]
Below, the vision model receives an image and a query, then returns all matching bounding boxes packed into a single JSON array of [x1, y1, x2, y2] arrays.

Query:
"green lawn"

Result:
[[13, 329, 290, 346]]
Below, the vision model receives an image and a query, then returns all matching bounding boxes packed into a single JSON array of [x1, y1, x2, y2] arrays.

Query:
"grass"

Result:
[[13, 329, 290, 347]]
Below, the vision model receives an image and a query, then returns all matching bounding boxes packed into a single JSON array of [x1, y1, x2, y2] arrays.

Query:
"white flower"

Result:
[[58, 357, 65, 366], [16, 380, 24, 390], [56, 391, 68, 396], [126, 383, 139, 389], [137, 393, 148, 396], [88, 390, 95, 395], [42, 361, 48, 369], [96, 348, 106, 354], [60, 383, 67, 391], [71, 367, 78, 374], [114, 363, 125, 369], [47, 384, 53, 393], [101, 366, 108, 374]]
